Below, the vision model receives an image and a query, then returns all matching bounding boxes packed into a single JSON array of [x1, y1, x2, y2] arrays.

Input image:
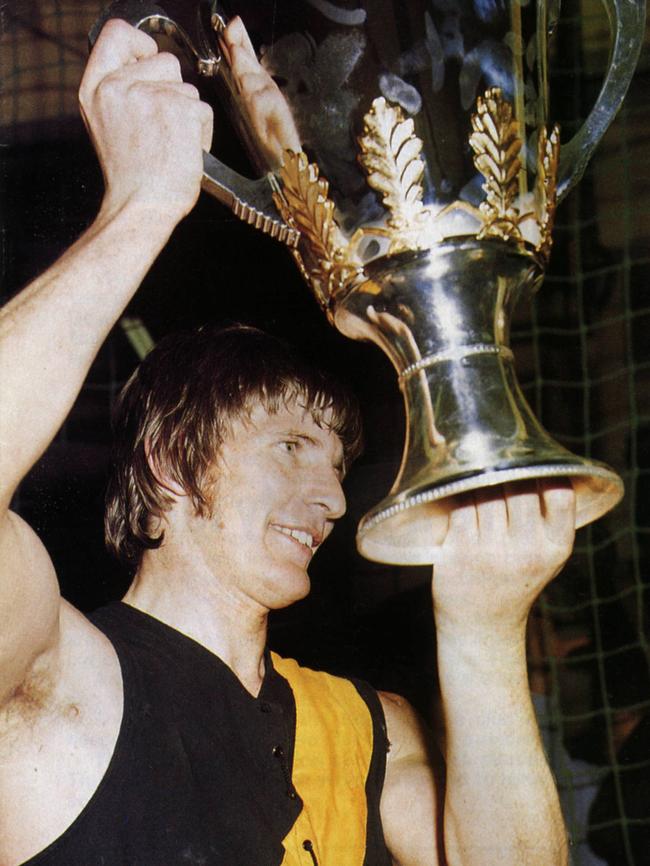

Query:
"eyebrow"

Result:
[[283, 429, 317, 445], [285, 429, 345, 475]]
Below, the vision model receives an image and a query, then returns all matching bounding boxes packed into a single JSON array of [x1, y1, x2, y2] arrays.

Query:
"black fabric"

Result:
[[353, 680, 393, 866], [22, 602, 391, 865]]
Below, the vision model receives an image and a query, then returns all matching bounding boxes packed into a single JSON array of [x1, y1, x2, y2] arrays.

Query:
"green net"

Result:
[[520, 4, 650, 863], [0, 2, 104, 137], [1, 1, 649, 863]]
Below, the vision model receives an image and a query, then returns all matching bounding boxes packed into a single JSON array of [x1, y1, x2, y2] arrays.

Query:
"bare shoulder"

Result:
[[378, 691, 444, 866], [0, 506, 120, 723], [379, 691, 435, 763], [0, 510, 115, 712], [0, 509, 63, 708], [1, 596, 120, 730], [0, 598, 123, 864]]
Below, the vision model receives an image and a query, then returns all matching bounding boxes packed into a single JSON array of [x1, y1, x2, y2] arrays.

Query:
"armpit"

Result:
[[1, 651, 58, 731]]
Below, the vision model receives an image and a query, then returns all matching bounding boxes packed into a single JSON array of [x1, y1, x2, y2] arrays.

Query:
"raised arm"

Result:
[[0, 19, 212, 705], [380, 481, 574, 866]]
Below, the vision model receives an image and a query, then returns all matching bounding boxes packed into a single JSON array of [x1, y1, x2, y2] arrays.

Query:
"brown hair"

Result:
[[105, 324, 363, 567]]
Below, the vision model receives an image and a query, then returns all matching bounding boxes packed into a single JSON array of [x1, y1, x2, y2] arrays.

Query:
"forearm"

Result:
[[0, 16, 212, 508], [437, 624, 568, 866], [0, 200, 175, 503]]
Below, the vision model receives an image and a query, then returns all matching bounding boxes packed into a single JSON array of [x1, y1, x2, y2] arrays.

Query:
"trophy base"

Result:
[[332, 241, 625, 565], [356, 460, 624, 565]]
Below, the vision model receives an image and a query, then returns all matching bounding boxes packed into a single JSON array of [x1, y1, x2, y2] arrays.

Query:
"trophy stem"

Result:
[[333, 240, 624, 565]]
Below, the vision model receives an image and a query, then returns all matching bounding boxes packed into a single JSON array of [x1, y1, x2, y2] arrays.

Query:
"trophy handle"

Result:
[[89, 1, 299, 246], [556, 0, 645, 201]]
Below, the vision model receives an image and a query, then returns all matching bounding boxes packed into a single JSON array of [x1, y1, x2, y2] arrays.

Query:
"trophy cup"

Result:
[[93, 0, 645, 564]]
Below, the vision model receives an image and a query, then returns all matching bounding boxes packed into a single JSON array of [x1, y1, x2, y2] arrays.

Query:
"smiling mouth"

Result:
[[272, 525, 317, 552]]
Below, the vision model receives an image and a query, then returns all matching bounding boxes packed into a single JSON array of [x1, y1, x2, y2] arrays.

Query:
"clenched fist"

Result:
[[80, 20, 213, 223]]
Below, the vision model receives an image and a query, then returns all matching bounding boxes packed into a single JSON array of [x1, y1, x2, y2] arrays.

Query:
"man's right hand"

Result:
[[0, 16, 214, 778], [79, 19, 213, 224]]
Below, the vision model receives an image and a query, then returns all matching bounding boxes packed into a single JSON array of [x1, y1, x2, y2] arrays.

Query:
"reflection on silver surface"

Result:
[[334, 240, 622, 563], [95, 0, 644, 564]]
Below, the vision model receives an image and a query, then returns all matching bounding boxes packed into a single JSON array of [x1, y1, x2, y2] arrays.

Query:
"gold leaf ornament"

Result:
[[273, 89, 561, 308], [274, 150, 362, 311], [275, 152, 341, 262], [534, 124, 560, 261], [469, 87, 524, 242], [358, 97, 428, 236]]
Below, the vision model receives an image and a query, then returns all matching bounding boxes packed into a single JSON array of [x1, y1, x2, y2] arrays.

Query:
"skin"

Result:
[[218, 16, 301, 167], [0, 18, 572, 866], [126, 403, 347, 693]]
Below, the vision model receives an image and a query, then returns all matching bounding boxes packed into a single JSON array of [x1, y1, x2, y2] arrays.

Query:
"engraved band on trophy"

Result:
[[93, 0, 646, 565]]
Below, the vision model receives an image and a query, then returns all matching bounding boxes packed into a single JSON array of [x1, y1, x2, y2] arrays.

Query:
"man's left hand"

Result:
[[432, 481, 576, 638]]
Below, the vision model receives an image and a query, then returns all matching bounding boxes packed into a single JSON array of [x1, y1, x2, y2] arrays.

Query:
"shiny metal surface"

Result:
[[202, 154, 300, 246], [90, 1, 221, 75], [94, 0, 643, 564], [334, 240, 623, 563], [90, 0, 300, 242], [212, 0, 645, 253]]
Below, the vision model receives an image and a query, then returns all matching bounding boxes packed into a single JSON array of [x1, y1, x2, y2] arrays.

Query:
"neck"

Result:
[[124, 554, 269, 697]]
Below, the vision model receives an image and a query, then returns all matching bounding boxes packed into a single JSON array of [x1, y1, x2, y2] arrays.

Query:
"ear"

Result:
[[144, 437, 187, 500]]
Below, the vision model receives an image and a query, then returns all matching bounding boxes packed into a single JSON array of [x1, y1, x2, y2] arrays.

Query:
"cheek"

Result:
[[210, 461, 289, 532], [217, 488, 268, 535]]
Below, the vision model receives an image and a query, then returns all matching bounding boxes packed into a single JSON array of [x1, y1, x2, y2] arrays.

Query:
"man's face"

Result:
[[184, 397, 347, 613]]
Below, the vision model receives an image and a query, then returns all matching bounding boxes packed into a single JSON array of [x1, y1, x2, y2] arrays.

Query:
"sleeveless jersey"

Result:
[[20, 602, 392, 865]]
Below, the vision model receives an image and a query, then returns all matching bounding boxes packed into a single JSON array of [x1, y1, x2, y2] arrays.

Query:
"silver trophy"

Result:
[[94, 0, 645, 564]]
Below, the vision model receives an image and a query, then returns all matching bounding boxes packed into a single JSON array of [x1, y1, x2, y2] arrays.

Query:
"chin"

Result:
[[267, 567, 312, 610]]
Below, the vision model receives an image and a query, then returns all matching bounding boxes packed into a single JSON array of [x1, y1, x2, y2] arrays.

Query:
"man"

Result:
[[0, 18, 574, 866]]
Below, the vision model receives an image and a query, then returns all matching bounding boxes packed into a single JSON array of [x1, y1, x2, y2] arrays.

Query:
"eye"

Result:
[[280, 439, 299, 454]]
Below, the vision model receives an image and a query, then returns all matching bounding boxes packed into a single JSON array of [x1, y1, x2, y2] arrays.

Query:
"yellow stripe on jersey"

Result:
[[272, 654, 374, 866]]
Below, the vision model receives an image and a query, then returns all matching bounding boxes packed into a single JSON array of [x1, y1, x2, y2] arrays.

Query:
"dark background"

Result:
[[1, 2, 650, 862]]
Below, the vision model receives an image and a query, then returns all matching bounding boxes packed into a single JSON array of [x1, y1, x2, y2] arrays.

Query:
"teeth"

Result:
[[276, 526, 314, 549]]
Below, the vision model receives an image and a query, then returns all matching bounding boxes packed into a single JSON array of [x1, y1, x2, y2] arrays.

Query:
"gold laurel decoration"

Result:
[[273, 92, 562, 307], [469, 87, 524, 242], [534, 124, 560, 262], [358, 97, 429, 251], [273, 150, 362, 309]]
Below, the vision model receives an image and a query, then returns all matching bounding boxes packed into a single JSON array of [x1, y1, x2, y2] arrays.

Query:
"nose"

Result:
[[311, 465, 346, 521]]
